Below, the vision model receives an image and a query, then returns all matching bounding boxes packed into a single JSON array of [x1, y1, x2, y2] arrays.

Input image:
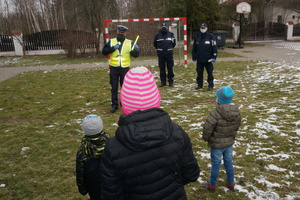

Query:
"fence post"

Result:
[[12, 30, 24, 56], [232, 22, 240, 43], [286, 21, 293, 40]]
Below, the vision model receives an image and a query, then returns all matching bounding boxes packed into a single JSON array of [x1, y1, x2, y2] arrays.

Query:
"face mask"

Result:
[[200, 29, 207, 33], [117, 33, 125, 42]]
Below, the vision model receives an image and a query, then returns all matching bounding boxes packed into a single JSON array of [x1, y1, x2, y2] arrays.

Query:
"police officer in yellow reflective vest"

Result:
[[102, 25, 139, 113]]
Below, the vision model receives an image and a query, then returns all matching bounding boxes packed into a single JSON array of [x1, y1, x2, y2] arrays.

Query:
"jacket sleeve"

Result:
[[172, 32, 176, 48], [100, 140, 124, 200], [179, 127, 200, 185], [76, 149, 88, 195], [153, 34, 158, 49], [210, 34, 218, 59], [130, 41, 140, 58], [192, 36, 197, 60], [202, 110, 217, 141], [102, 40, 115, 56]]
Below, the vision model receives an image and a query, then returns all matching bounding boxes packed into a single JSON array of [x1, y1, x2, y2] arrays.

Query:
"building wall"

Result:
[[265, 6, 300, 24]]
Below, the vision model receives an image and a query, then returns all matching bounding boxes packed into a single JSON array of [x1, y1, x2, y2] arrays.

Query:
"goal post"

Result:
[[103, 17, 188, 68]]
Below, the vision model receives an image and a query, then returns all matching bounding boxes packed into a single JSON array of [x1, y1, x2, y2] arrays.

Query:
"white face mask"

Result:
[[200, 29, 207, 33]]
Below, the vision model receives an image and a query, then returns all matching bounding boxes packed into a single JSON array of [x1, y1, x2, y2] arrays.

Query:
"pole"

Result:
[[238, 13, 242, 48]]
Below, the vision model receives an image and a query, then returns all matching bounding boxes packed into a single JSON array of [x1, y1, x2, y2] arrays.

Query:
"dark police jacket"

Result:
[[153, 30, 176, 57], [100, 108, 200, 200], [192, 32, 218, 62]]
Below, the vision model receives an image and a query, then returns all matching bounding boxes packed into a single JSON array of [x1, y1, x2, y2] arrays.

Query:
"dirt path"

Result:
[[1, 41, 299, 83]]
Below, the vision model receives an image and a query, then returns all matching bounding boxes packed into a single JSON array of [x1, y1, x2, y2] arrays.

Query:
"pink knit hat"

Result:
[[120, 67, 161, 115]]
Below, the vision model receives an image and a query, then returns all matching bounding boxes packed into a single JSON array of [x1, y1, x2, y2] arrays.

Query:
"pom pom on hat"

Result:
[[82, 114, 103, 136], [216, 86, 234, 104], [120, 67, 161, 115]]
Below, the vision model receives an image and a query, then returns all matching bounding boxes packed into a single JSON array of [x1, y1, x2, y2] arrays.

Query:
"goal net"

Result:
[[103, 17, 187, 68]]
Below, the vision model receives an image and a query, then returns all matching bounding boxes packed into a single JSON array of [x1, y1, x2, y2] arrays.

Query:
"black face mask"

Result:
[[117, 33, 125, 42]]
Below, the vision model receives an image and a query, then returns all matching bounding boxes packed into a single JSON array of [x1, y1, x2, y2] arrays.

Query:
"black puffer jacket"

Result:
[[76, 132, 109, 197], [203, 104, 241, 149], [100, 108, 200, 200]]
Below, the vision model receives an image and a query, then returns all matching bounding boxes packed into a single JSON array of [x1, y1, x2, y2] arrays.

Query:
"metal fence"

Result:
[[0, 30, 97, 53], [0, 35, 15, 52], [244, 22, 287, 41], [23, 29, 96, 51], [293, 24, 300, 36]]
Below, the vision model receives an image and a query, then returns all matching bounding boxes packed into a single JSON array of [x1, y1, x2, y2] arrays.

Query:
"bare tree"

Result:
[[1, 0, 120, 34], [127, 0, 167, 18], [277, 0, 300, 13]]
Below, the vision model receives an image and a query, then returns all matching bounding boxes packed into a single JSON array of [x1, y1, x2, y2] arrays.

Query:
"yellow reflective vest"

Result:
[[110, 38, 131, 67]]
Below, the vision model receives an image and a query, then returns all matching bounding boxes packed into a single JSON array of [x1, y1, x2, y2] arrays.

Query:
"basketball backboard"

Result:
[[236, 2, 251, 13]]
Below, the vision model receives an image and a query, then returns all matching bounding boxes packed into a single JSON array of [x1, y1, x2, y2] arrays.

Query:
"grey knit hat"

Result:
[[82, 114, 103, 136]]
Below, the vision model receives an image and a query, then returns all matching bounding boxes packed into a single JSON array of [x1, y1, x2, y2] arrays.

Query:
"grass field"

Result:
[[0, 55, 299, 199]]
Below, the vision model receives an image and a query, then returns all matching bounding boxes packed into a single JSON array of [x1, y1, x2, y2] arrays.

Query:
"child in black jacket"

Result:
[[76, 114, 109, 200]]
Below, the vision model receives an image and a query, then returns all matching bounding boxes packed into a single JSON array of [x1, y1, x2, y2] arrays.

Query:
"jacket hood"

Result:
[[116, 108, 173, 151], [216, 104, 240, 122]]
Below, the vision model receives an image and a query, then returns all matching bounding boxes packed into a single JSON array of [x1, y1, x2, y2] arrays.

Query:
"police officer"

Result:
[[153, 23, 176, 87], [102, 25, 139, 113], [192, 23, 218, 91]]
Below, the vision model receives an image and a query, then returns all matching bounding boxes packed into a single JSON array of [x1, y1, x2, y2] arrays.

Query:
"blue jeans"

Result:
[[209, 146, 234, 186]]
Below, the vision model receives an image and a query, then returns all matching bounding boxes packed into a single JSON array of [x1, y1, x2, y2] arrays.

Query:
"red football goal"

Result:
[[104, 17, 187, 68]]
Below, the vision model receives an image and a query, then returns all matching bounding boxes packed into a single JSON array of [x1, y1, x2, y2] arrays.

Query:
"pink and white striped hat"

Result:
[[120, 67, 161, 115]]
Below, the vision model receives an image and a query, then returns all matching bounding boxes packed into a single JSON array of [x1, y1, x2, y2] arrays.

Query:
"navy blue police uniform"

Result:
[[192, 23, 218, 90], [153, 23, 176, 87]]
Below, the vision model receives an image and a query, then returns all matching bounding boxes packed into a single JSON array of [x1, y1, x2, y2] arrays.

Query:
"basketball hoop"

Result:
[[236, 2, 251, 14], [231, 2, 251, 49]]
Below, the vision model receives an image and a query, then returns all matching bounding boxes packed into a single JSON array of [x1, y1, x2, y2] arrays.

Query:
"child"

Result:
[[76, 114, 109, 200], [202, 86, 241, 193], [99, 67, 200, 199]]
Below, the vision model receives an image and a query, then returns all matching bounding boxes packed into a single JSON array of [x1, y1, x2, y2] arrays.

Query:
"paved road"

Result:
[[0, 41, 299, 83], [223, 41, 300, 65], [0, 63, 108, 83]]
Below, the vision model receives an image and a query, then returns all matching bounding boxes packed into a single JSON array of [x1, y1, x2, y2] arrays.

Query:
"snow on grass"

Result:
[[266, 164, 287, 172], [164, 60, 300, 199]]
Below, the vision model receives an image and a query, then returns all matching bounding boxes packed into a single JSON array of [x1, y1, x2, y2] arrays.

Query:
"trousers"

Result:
[[158, 54, 174, 84], [109, 66, 129, 108], [196, 62, 214, 88], [209, 146, 234, 186]]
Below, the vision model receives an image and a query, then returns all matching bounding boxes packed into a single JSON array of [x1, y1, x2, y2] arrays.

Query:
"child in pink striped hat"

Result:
[[100, 66, 200, 200], [120, 66, 161, 115]]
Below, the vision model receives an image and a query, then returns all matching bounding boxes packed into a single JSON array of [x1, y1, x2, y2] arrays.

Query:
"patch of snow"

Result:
[[266, 164, 287, 172]]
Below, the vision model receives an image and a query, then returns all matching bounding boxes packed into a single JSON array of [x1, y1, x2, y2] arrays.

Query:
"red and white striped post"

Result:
[[104, 17, 188, 68]]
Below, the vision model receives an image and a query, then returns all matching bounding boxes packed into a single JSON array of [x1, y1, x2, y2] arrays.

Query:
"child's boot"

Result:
[[226, 183, 235, 192], [202, 182, 216, 193]]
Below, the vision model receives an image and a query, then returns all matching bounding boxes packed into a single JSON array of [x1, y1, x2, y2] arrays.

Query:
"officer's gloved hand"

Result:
[[134, 44, 139, 51], [211, 58, 216, 62], [114, 44, 120, 50]]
